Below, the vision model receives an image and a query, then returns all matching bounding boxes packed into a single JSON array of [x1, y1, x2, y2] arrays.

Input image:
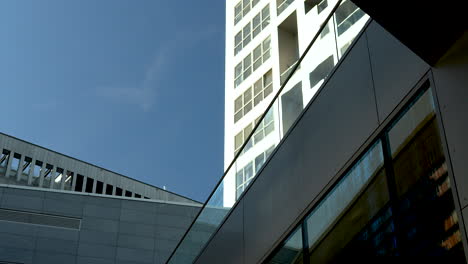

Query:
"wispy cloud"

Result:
[[96, 25, 219, 111]]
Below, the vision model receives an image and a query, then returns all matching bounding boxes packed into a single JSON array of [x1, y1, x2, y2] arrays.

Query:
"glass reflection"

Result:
[[388, 88, 465, 258], [267, 227, 304, 264]]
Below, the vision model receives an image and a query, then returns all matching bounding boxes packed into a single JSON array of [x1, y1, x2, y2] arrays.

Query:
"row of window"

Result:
[[235, 36, 271, 88], [235, 4, 270, 56], [234, 108, 275, 155], [0, 149, 150, 199], [236, 145, 275, 199], [266, 84, 466, 262], [234, 70, 273, 123], [234, 0, 260, 25]]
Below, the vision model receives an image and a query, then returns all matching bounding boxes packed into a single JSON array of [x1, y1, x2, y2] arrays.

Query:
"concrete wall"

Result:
[[194, 20, 468, 263], [0, 185, 200, 264]]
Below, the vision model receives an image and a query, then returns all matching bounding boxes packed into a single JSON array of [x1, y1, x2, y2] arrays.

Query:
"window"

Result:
[[105, 184, 114, 195], [277, 0, 294, 15], [234, 108, 275, 155], [281, 82, 303, 135], [235, 35, 271, 88], [85, 177, 94, 193], [234, 5, 270, 55], [309, 55, 334, 89], [125, 190, 133, 197], [75, 174, 84, 192], [234, 0, 260, 25], [306, 0, 328, 14], [235, 123, 253, 155], [96, 181, 104, 194], [116, 187, 123, 196], [52, 167, 64, 190], [266, 83, 467, 262], [236, 145, 275, 199], [11, 153, 21, 172], [253, 108, 275, 144], [335, 0, 365, 36], [254, 70, 273, 106], [64, 171, 73, 190], [0, 149, 9, 168], [234, 70, 273, 123], [135, 193, 142, 198], [267, 226, 304, 263]]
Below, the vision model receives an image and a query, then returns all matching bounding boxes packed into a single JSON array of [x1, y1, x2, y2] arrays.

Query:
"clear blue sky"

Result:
[[0, 0, 226, 202]]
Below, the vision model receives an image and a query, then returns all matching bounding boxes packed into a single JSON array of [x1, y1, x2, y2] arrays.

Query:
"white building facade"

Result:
[[224, 0, 369, 206]]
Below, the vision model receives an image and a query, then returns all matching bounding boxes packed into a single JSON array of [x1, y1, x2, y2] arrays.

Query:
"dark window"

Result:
[[304, 0, 325, 14], [125, 190, 132, 197], [96, 181, 104, 194], [116, 187, 123, 196], [266, 84, 467, 262], [135, 194, 142, 198], [105, 184, 113, 195], [309, 55, 334, 89], [85, 177, 94, 193], [144, 196, 150, 199], [281, 82, 303, 136], [75, 174, 84, 192]]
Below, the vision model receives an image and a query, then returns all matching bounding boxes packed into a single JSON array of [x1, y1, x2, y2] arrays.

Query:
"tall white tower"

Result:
[[224, 0, 368, 206]]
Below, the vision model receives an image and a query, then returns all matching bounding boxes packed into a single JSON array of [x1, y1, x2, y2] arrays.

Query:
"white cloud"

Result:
[[96, 26, 219, 112]]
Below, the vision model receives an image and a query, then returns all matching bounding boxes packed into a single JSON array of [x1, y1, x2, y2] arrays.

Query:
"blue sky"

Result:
[[0, 0, 226, 202]]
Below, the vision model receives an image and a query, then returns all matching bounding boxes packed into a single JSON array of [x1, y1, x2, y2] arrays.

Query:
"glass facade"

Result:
[[266, 84, 466, 263]]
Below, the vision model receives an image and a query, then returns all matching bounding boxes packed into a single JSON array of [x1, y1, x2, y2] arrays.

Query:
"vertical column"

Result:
[[27, 158, 36, 186], [60, 169, 67, 190], [91, 178, 97, 193], [82, 176, 88, 193], [15, 155, 25, 182], [48, 166, 56, 189], [4, 152, 13, 179], [38, 162, 46, 188], [71, 172, 78, 191]]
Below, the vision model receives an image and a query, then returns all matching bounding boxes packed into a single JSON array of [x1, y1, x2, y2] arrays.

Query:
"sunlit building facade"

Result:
[[224, 0, 369, 206]]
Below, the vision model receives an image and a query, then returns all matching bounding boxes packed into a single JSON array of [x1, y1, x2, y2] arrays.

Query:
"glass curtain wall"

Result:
[[266, 84, 466, 263]]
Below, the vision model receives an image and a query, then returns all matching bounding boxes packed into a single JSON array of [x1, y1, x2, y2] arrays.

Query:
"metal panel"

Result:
[[366, 21, 429, 123], [195, 200, 244, 264], [35, 237, 78, 255], [432, 32, 468, 208], [77, 242, 116, 259], [242, 34, 379, 263], [83, 203, 121, 220], [81, 217, 119, 233], [33, 252, 77, 264], [42, 198, 84, 218], [117, 234, 155, 251], [119, 221, 156, 238], [79, 229, 118, 246], [115, 247, 154, 263], [77, 256, 115, 264], [0, 248, 34, 264], [120, 208, 155, 225]]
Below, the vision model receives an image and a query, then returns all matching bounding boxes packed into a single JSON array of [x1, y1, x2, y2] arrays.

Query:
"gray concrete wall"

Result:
[[0, 185, 200, 264], [194, 21, 460, 263]]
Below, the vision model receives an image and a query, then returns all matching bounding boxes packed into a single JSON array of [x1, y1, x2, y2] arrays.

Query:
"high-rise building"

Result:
[[224, 0, 369, 206], [167, 0, 468, 263]]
